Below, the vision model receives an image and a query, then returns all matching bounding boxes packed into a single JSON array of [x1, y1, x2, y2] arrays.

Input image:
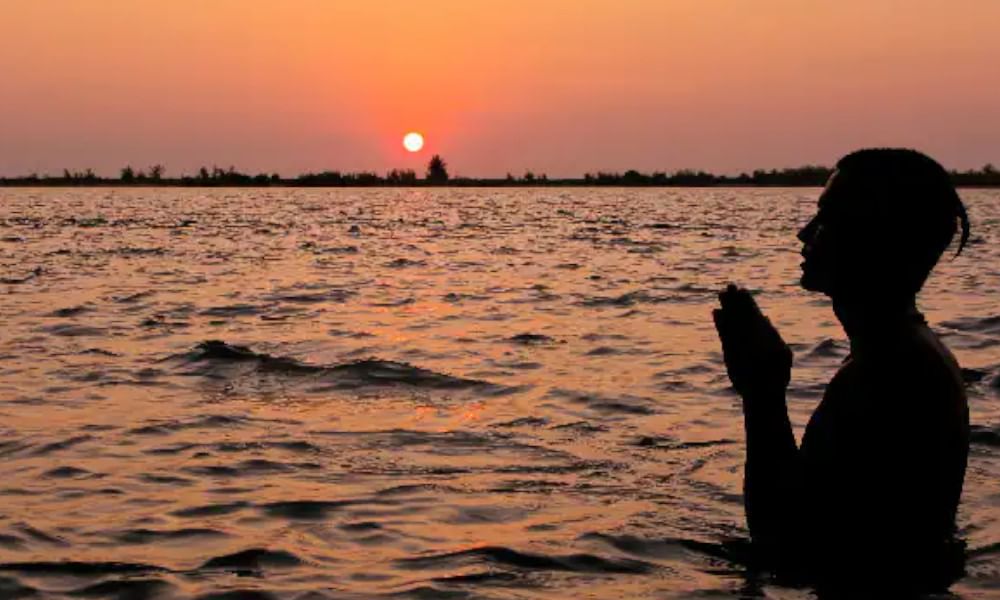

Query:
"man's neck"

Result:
[[832, 294, 923, 353]]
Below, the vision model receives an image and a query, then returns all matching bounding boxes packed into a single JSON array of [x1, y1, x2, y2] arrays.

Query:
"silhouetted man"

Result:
[[713, 149, 970, 593]]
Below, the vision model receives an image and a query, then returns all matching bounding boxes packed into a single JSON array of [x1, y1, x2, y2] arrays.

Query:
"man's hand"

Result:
[[713, 284, 792, 399]]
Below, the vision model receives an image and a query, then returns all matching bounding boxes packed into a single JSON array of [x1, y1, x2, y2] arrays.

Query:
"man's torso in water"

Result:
[[798, 321, 969, 581]]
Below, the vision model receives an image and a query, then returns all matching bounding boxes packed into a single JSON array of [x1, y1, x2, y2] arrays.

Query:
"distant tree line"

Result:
[[2, 156, 998, 187]]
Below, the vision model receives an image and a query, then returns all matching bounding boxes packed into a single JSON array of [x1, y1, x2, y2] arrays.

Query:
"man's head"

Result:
[[798, 149, 969, 301]]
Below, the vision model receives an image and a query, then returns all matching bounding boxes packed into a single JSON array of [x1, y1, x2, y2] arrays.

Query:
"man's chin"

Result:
[[799, 271, 826, 293]]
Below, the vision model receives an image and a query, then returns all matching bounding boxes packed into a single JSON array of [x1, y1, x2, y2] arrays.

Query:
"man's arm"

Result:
[[740, 390, 800, 557], [713, 286, 800, 556]]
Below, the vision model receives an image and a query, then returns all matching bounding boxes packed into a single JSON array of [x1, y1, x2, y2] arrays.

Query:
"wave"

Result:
[[581, 532, 751, 564], [112, 527, 228, 544], [260, 499, 362, 520], [42, 466, 98, 479], [971, 425, 1000, 447], [579, 290, 676, 307], [171, 501, 251, 518], [49, 304, 90, 317], [198, 548, 304, 572], [0, 560, 167, 576], [941, 315, 1000, 334], [27, 434, 94, 457], [633, 436, 735, 450], [507, 333, 558, 346], [801, 338, 848, 360], [263, 289, 354, 304], [170, 340, 509, 391], [37, 323, 106, 337], [0, 266, 42, 285], [546, 388, 658, 415], [129, 414, 257, 436], [961, 367, 1000, 391], [396, 545, 653, 574], [67, 579, 176, 599], [195, 590, 282, 600]]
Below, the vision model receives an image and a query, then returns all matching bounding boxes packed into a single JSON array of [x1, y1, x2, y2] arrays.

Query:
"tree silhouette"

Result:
[[387, 168, 417, 184], [3, 161, 1000, 188], [426, 155, 449, 183]]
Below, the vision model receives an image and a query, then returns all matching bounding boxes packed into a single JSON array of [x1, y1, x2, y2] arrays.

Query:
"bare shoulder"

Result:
[[853, 324, 966, 415], [910, 324, 964, 388]]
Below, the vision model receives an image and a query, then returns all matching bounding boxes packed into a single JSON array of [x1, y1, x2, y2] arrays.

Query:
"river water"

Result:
[[1, 187, 998, 599]]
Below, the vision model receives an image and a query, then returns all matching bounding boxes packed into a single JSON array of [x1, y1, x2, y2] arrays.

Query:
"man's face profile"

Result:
[[798, 170, 849, 295]]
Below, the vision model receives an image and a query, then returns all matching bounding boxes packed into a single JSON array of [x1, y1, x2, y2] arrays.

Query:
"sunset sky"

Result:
[[1, 1, 998, 177]]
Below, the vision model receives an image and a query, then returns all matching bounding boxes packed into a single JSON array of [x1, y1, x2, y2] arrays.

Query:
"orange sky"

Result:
[[1, 1, 998, 177]]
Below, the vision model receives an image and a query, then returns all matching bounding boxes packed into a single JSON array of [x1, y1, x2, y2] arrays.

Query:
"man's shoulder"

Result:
[[854, 326, 961, 381], [848, 326, 966, 417]]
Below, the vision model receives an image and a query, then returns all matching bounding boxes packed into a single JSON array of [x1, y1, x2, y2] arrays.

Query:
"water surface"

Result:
[[1, 187, 998, 599]]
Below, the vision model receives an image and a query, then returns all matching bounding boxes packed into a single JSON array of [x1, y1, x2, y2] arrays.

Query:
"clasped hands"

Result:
[[713, 284, 792, 399]]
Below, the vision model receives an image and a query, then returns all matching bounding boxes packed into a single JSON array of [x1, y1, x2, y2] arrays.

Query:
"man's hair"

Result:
[[835, 148, 970, 294]]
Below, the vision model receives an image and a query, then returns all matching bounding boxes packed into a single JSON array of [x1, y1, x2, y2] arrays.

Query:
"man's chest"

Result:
[[800, 361, 859, 464]]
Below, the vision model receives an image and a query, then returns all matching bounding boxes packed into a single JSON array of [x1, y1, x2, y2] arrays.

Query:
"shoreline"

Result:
[[3, 183, 998, 189]]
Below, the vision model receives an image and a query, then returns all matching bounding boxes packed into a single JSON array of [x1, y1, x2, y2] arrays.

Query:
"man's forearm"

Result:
[[741, 390, 800, 550], [742, 390, 796, 452]]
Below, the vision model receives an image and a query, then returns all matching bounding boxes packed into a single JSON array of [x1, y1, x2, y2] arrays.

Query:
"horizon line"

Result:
[[3, 163, 999, 188]]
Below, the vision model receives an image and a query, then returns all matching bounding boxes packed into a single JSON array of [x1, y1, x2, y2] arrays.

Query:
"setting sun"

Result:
[[403, 132, 424, 153]]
